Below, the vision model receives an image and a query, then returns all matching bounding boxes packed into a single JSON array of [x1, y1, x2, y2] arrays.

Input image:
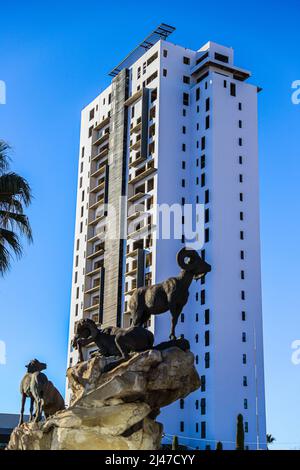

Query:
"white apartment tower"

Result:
[[67, 24, 266, 450]]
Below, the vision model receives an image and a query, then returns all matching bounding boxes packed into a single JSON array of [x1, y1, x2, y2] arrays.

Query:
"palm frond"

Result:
[[0, 172, 32, 206], [0, 228, 22, 275], [0, 210, 33, 242], [0, 194, 23, 213], [0, 140, 11, 173]]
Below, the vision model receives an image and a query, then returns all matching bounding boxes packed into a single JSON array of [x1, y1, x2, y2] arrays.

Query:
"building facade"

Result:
[[66, 25, 266, 450]]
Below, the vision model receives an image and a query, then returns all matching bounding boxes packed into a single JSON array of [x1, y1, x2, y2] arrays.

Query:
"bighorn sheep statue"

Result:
[[19, 359, 65, 426], [72, 319, 154, 362], [129, 248, 211, 340]]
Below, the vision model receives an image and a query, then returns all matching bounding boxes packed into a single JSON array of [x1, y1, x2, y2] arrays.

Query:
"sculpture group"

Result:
[[18, 248, 210, 425]]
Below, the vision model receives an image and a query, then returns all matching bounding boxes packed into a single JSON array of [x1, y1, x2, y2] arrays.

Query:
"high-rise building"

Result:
[[66, 24, 266, 450]]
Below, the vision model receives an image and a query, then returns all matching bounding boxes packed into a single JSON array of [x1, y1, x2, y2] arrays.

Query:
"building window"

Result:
[[182, 143, 186, 152], [182, 108, 186, 116], [182, 161, 186, 169], [243, 376, 248, 387], [196, 423, 199, 433], [181, 197, 185, 205], [195, 400, 199, 410], [201, 136, 206, 150], [205, 208, 209, 223], [239, 155, 243, 164], [75, 304, 78, 316], [242, 311, 246, 321], [243, 354, 247, 364], [201, 421, 206, 438], [224, 79, 227, 88], [241, 270, 245, 279], [204, 330, 210, 347], [240, 193, 243, 202], [196, 87, 200, 101], [163, 49, 168, 57], [240, 231, 244, 240], [201, 398, 206, 415], [201, 173, 206, 187], [163, 68, 167, 77], [182, 126, 186, 134], [241, 290, 245, 300], [230, 83, 236, 96], [205, 228, 209, 242], [183, 75, 190, 84], [245, 422, 248, 432], [242, 332, 247, 342], [215, 52, 229, 63], [205, 352, 210, 369], [200, 155, 205, 169], [239, 138, 243, 146], [205, 189, 209, 204], [239, 120, 242, 128], [180, 421, 184, 432], [183, 92, 189, 106], [81, 146, 85, 158], [201, 289, 205, 305], [205, 97, 210, 112], [180, 398, 184, 409], [205, 115, 210, 129], [89, 108, 95, 120], [201, 375, 206, 392], [204, 309, 210, 325], [195, 334, 199, 343], [244, 399, 248, 409], [238, 102, 242, 110], [181, 179, 185, 188], [183, 56, 190, 65], [88, 126, 93, 138], [240, 250, 244, 260], [240, 211, 244, 221]]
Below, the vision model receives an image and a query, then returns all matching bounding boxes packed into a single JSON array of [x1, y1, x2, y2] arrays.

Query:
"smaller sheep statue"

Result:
[[19, 359, 65, 425], [72, 319, 154, 363]]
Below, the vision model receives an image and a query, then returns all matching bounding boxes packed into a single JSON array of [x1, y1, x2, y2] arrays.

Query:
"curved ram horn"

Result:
[[176, 248, 199, 271]]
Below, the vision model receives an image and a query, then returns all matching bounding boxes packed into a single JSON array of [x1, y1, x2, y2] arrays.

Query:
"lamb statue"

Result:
[[19, 359, 65, 425], [129, 247, 211, 339]]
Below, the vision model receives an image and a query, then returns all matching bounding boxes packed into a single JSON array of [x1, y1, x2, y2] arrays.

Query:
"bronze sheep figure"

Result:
[[19, 359, 65, 425], [129, 247, 211, 339], [72, 319, 154, 362]]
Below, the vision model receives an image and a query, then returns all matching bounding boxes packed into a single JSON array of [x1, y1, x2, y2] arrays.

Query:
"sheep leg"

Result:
[[18, 393, 26, 426], [115, 337, 129, 360], [29, 396, 35, 421], [132, 309, 147, 327], [169, 308, 181, 340]]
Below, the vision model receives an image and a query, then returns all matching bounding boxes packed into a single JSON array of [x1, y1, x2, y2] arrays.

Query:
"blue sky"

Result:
[[0, 0, 299, 449]]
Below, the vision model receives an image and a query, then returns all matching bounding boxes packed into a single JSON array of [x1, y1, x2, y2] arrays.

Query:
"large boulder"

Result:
[[8, 345, 200, 450]]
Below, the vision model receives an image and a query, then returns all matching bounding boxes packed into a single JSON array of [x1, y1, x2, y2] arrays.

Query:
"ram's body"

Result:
[[129, 249, 211, 339]]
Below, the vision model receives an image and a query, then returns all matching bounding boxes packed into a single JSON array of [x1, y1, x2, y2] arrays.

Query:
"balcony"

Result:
[[128, 160, 157, 185], [129, 152, 147, 168], [91, 162, 107, 179], [129, 135, 142, 152], [92, 146, 109, 162], [90, 180, 105, 194], [94, 116, 110, 131], [130, 117, 142, 135], [84, 303, 100, 313], [92, 130, 110, 147], [88, 213, 106, 226], [85, 266, 102, 277]]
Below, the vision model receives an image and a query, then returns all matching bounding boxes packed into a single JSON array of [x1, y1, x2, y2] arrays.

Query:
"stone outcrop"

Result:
[[8, 345, 200, 450]]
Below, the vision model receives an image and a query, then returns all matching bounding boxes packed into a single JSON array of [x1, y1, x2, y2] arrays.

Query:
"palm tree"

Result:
[[266, 434, 276, 445], [0, 140, 32, 275]]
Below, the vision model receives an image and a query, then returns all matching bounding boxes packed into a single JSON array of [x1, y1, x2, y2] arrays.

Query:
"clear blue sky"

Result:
[[0, 0, 299, 450]]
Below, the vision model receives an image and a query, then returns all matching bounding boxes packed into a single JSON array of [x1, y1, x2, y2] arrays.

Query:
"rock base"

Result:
[[8, 345, 200, 450]]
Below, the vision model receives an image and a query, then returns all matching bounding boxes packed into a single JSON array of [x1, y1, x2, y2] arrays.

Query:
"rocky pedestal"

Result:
[[8, 345, 200, 450]]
